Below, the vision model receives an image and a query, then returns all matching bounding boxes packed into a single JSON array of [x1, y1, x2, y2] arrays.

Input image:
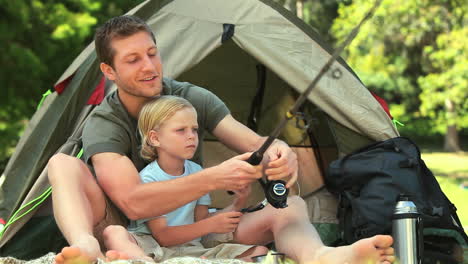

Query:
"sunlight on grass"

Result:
[[421, 152, 468, 230], [421, 152, 468, 178]]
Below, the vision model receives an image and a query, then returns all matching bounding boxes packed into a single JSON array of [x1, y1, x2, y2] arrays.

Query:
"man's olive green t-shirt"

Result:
[[82, 77, 230, 171]]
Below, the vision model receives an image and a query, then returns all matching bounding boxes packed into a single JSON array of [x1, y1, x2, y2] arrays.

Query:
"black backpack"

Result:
[[325, 137, 468, 263]]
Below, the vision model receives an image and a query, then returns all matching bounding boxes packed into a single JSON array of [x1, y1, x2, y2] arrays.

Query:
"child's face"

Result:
[[153, 107, 199, 161]]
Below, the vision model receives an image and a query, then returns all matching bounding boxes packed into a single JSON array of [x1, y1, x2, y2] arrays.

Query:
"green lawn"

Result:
[[421, 152, 468, 230]]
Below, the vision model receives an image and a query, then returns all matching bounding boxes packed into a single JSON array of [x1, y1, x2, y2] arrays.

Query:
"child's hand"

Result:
[[232, 184, 251, 210], [207, 211, 242, 234]]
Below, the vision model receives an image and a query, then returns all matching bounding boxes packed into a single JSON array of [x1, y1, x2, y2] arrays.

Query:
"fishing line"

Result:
[[242, 0, 383, 212]]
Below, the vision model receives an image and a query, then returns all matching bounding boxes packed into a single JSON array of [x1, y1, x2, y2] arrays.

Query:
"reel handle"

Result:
[[228, 151, 289, 210]]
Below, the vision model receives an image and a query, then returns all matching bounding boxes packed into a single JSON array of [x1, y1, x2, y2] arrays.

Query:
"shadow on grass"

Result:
[[433, 174, 468, 185], [406, 134, 468, 154], [431, 170, 468, 180]]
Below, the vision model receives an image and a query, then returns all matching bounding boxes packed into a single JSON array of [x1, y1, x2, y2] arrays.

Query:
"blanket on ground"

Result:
[[0, 253, 250, 264]]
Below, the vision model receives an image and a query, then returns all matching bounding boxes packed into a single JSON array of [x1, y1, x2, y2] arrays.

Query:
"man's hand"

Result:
[[264, 140, 298, 188], [208, 152, 262, 191], [211, 115, 297, 188], [206, 211, 243, 234]]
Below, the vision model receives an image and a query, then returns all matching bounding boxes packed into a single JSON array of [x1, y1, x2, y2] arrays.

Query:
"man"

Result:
[[48, 15, 394, 264]]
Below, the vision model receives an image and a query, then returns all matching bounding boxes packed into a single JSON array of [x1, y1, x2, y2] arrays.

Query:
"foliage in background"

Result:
[[0, 0, 144, 172], [1, 0, 467, 172], [274, 0, 340, 43], [389, 104, 439, 138], [331, 0, 467, 149], [418, 27, 468, 133]]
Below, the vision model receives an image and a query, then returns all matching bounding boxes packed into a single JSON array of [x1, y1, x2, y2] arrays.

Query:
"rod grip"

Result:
[[228, 151, 264, 195]]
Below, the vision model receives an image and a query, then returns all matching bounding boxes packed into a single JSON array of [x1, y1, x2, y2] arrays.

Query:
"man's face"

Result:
[[101, 31, 163, 99]]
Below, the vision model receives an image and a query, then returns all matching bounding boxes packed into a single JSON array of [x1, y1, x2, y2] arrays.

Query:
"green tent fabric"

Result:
[[0, 0, 398, 259]]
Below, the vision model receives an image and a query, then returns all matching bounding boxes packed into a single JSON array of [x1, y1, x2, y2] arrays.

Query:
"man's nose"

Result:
[[141, 55, 156, 71]]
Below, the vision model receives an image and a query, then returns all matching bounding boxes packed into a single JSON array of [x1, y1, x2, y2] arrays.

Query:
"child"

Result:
[[102, 96, 268, 262]]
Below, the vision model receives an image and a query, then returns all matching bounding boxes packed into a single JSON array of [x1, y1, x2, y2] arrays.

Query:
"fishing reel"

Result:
[[247, 150, 289, 210], [238, 179, 288, 213], [229, 150, 289, 213], [263, 179, 288, 209]]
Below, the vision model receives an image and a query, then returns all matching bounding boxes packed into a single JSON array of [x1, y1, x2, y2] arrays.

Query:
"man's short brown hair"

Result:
[[94, 15, 156, 68]]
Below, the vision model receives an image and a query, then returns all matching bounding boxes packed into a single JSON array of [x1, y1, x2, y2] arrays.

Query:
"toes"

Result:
[[119, 252, 130, 260], [105, 250, 120, 261], [377, 246, 395, 264], [60, 247, 93, 264], [381, 254, 395, 263], [62, 247, 81, 259], [382, 247, 394, 255], [55, 253, 65, 264], [372, 235, 393, 248], [105, 250, 131, 261], [377, 247, 394, 256]]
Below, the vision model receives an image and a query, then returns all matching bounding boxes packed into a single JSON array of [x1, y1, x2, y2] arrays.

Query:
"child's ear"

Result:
[[148, 130, 160, 147]]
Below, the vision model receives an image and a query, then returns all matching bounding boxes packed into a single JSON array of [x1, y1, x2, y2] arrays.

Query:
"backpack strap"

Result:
[[420, 162, 468, 243]]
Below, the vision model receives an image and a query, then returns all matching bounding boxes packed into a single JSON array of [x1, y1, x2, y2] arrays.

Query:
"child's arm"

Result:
[[213, 185, 251, 214], [147, 211, 242, 247], [195, 205, 210, 221]]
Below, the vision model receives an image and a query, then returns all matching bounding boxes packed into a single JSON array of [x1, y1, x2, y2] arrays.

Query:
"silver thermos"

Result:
[[392, 194, 423, 264]]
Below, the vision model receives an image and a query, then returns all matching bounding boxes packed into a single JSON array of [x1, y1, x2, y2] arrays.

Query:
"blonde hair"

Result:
[[138, 96, 195, 161]]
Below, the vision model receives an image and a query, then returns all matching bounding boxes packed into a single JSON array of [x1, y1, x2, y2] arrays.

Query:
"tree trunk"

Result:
[[443, 98, 461, 152], [296, 0, 304, 19], [283, 0, 296, 14]]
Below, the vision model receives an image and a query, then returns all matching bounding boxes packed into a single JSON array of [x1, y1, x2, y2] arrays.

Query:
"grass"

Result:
[[420, 151, 468, 230]]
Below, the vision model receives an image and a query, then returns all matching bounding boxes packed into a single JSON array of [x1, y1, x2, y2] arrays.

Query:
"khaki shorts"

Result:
[[93, 197, 128, 251], [130, 232, 253, 262]]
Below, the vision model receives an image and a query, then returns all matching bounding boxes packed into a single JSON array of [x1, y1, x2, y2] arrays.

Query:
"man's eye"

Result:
[[127, 58, 138, 64], [193, 128, 198, 133]]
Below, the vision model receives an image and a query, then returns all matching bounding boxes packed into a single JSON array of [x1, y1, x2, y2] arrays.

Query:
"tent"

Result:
[[0, 0, 399, 259]]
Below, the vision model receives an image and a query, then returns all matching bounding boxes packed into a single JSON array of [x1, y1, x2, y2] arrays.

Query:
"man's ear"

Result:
[[100, 62, 116, 81], [148, 130, 160, 147]]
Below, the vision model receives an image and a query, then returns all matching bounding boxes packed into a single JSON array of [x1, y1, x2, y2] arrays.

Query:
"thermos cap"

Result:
[[394, 200, 418, 214]]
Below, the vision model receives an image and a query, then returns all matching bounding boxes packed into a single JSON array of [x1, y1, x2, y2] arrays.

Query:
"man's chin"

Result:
[[145, 86, 163, 98]]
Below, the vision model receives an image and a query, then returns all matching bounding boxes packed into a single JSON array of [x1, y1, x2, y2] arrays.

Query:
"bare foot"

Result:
[[237, 246, 269, 262], [55, 236, 103, 264], [310, 235, 395, 264], [106, 250, 153, 262], [55, 247, 94, 264], [105, 250, 129, 261]]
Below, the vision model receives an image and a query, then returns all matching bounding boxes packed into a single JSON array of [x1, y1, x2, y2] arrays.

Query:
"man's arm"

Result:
[[92, 152, 261, 220], [212, 114, 298, 187]]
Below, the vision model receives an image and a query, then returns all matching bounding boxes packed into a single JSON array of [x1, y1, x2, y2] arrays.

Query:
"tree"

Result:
[[418, 27, 468, 151], [0, 0, 144, 172], [273, 0, 340, 43], [331, 0, 467, 151]]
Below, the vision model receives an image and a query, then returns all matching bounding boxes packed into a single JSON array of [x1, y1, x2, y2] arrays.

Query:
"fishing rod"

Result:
[[241, 0, 383, 212]]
